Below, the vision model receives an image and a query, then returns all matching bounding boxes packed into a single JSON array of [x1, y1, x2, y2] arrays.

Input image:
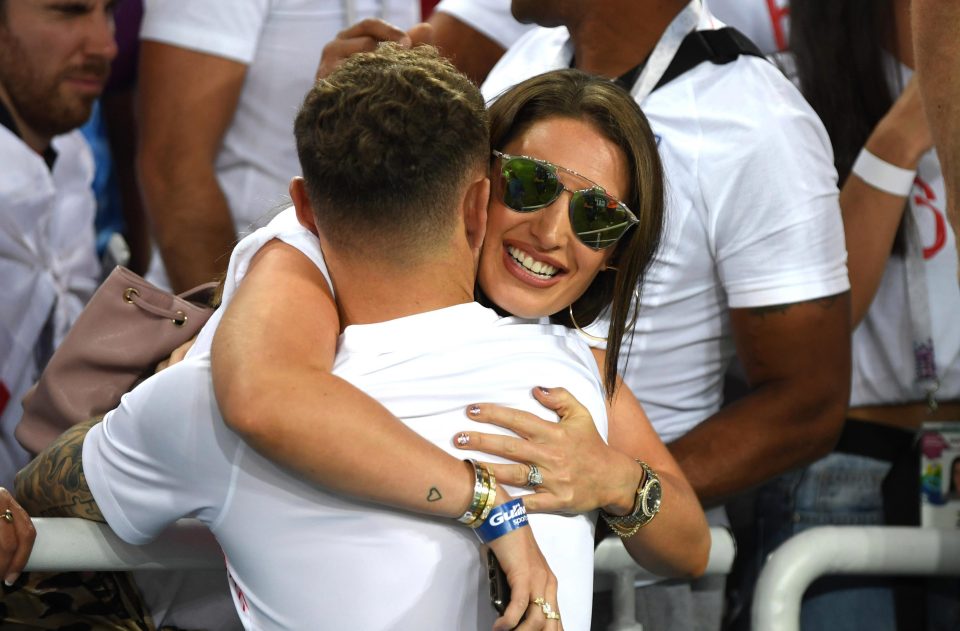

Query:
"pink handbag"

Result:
[[15, 266, 217, 454]]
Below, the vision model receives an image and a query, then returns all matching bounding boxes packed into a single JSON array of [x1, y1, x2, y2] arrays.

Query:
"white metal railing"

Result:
[[752, 526, 960, 631], [594, 527, 736, 631], [24, 518, 222, 571], [24, 519, 734, 628]]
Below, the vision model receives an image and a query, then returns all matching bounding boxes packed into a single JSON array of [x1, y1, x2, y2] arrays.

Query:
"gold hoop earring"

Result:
[[568, 304, 607, 343]]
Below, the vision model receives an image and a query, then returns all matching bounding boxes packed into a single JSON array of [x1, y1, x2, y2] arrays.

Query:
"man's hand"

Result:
[[0, 487, 35, 587], [315, 18, 434, 80]]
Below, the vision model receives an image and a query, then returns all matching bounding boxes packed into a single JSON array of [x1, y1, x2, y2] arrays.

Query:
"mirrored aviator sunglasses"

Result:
[[493, 150, 639, 250]]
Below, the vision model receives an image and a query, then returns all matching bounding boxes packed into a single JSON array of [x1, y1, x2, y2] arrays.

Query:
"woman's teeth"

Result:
[[508, 246, 559, 278]]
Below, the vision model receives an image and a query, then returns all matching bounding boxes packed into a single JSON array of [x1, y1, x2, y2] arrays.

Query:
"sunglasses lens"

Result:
[[571, 189, 635, 249], [501, 157, 561, 211]]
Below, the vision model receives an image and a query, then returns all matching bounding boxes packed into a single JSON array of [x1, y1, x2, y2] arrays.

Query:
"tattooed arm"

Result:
[[669, 293, 852, 506], [14, 418, 104, 521]]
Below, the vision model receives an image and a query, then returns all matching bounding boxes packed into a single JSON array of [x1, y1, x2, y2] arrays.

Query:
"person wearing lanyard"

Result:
[[750, 1, 960, 629], [473, 1, 851, 629]]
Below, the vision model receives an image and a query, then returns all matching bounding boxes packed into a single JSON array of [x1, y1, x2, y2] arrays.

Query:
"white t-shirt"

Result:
[[707, 0, 791, 55], [436, 0, 791, 68], [435, 0, 534, 50], [84, 214, 607, 630], [140, 0, 419, 286], [0, 127, 98, 489], [850, 63, 960, 406], [482, 4, 849, 444]]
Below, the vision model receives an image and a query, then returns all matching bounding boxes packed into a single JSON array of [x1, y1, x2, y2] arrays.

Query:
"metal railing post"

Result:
[[752, 526, 960, 631]]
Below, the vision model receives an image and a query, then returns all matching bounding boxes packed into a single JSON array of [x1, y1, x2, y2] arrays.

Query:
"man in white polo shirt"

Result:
[[431, 0, 791, 86], [16, 45, 608, 630], [476, 1, 850, 628], [137, 0, 420, 291]]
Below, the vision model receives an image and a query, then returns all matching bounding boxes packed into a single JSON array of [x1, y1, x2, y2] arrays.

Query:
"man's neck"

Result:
[[0, 89, 52, 156], [567, 0, 688, 79], [323, 251, 478, 330]]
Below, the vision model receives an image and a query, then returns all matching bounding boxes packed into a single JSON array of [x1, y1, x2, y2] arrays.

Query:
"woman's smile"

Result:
[[478, 116, 627, 318]]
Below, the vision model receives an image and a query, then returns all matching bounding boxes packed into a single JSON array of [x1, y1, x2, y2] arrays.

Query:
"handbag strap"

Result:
[[178, 281, 219, 305], [123, 280, 218, 325]]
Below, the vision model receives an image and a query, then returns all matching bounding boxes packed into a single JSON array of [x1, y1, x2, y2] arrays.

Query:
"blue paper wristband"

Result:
[[475, 498, 529, 544]]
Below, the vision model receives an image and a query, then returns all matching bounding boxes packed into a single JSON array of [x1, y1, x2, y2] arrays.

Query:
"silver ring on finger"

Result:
[[1, 509, 13, 523], [525, 463, 544, 488]]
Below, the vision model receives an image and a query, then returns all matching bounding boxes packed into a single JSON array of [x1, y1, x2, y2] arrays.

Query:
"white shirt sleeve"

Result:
[[82, 354, 238, 544], [698, 60, 850, 308], [140, 0, 271, 64], [435, 0, 535, 50]]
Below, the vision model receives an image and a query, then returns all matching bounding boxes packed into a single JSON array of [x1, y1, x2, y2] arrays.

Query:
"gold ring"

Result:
[[533, 597, 558, 618], [1, 509, 13, 523]]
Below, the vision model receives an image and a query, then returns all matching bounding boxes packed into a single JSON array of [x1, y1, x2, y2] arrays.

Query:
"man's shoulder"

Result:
[[482, 26, 569, 101], [646, 54, 834, 197], [647, 53, 813, 134], [140, 0, 270, 64]]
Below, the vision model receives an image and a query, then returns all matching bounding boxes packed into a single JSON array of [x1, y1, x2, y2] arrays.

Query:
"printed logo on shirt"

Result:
[[914, 176, 948, 259]]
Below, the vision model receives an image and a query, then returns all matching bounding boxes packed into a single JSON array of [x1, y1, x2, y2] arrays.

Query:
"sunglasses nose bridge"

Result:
[[528, 191, 577, 248]]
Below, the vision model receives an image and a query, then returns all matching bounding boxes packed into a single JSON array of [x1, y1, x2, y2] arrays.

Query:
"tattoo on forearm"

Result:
[[14, 418, 105, 522], [427, 487, 442, 502], [749, 295, 841, 319]]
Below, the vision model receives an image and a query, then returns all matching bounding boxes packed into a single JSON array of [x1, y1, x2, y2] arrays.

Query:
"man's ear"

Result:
[[289, 177, 319, 236], [462, 174, 490, 253]]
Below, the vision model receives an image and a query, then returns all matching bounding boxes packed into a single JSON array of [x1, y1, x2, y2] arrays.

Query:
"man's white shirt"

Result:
[[84, 213, 608, 630], [0, 127, 98, 489]]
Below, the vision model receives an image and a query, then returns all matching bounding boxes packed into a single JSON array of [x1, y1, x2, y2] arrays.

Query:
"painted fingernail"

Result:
[[456, 433, 470, 446], [468, 405, 481, 416], [4, 573, 18, 586], [539, 387, 550, 395]]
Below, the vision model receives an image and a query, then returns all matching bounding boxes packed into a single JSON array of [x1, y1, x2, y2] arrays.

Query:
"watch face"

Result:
[[642, 480, 662, 518]]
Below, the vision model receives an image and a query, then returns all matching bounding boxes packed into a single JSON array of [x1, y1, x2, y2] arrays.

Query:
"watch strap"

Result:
[[600, 460, 662, 538]]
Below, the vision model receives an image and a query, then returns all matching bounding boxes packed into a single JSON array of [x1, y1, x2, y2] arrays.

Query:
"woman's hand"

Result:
[[485, 505, 563, 631], [0, 487, 36, 586], [155, 336, 196, 373], [454, 387, 640, 515]]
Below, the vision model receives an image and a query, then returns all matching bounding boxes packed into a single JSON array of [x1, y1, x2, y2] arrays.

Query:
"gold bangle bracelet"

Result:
[[473, 465, 497, 527], [457, 459, 486, 525]]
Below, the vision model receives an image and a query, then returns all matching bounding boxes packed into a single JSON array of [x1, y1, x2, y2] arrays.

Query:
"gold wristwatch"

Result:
[[601, 460, 662, 538]]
